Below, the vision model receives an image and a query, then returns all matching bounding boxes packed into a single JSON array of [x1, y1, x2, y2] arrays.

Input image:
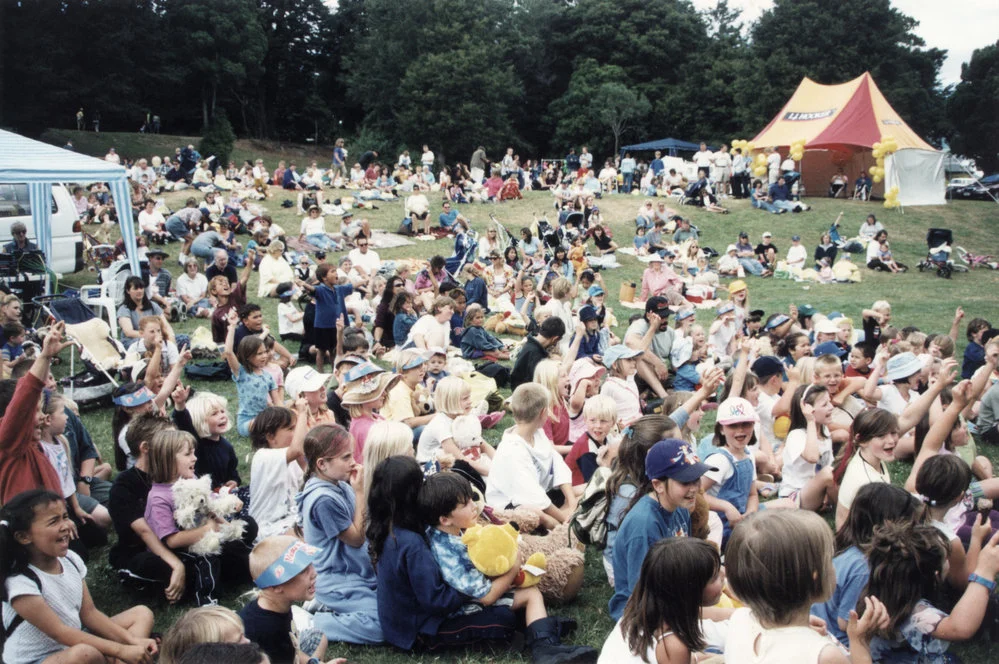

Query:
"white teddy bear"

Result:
[[172, 474, 247, 556]]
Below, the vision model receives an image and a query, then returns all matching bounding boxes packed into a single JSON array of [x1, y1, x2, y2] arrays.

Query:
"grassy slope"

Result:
[[39, 129, 333, 171], [56, 168, 999, 661]]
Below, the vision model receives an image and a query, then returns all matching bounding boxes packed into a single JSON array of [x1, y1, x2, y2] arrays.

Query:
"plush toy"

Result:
[[461, 523, 546, 588], [172, 474, 247, 556], [411, 383, 434, 415]]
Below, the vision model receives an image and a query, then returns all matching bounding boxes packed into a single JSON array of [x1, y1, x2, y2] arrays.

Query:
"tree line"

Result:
[[1, 0, 995, 170]]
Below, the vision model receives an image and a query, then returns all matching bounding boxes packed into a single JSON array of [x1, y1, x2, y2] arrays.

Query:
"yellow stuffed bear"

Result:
[[461, 523, 546, 588]]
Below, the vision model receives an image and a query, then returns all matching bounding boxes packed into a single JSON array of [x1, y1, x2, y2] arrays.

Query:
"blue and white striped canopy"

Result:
[[0, 129, 141, 279]]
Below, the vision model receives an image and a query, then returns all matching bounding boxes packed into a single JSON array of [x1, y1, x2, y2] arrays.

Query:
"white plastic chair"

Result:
[[79, 283, 119, 339]]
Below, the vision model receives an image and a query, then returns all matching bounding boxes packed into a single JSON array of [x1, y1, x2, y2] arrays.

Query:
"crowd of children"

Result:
[[3, 175, 999, 664]]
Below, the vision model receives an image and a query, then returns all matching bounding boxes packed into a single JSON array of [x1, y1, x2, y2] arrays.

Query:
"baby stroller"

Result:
[[445, 228, 478, 277], [917, 228, 968, 279], [33, 291, 128, 408]]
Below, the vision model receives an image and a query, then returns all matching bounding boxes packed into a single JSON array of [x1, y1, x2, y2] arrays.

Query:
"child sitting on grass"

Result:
[[459, 304, 509, 361], [485, 383, 577, 529], [240, 536, 344, 664], [421, 472, 596, 661], [566, 394, 618, 487]]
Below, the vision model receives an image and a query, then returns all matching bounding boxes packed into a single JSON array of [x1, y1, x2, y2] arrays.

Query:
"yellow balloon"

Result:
[[747, 142, 755, 152], [774, 415, 791, 440], [884, 200, 893, 209], [873, 174, 883, 183], [873, 142, 882, 150], [792, 151, 803, 161], [891, 186, 900, 195], [876, 156, 884, 167], [869, 166, 878, 175]]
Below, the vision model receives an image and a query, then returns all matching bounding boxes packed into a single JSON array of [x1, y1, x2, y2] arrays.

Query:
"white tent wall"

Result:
[[886, 150, 946, 207]]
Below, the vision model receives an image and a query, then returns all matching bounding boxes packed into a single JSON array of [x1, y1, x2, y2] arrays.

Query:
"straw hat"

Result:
[[341, 372, 401, 406]]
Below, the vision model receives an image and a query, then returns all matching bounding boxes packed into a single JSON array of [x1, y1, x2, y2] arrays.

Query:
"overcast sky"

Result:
[[690, 0, 999, 86]]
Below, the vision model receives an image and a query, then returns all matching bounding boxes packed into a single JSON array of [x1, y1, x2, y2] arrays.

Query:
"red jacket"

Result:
[[0, 373, 61, 504]]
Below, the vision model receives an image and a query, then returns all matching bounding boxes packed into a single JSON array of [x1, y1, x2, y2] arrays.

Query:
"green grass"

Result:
[[56, 183, 999, 662]]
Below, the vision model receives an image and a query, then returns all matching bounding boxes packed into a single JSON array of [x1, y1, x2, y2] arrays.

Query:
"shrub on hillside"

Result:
[[200, 112, 236, 169]]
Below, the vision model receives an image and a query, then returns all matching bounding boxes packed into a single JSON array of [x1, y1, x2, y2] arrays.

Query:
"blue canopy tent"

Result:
[[0, 129, 141, 289], [619, 138, 715, 158]]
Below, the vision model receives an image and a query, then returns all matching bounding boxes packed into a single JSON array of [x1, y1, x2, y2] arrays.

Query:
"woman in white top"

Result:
[[257, 241, 296, 298], [403, 295, 454, 350], [175, 259, 212, 318]]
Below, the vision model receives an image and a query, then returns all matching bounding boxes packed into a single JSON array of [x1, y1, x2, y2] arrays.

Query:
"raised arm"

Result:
[[223, 310, 241, 374], [904, 380, 970, 493], [154, 347, 191, 410], [949, 306, 964, 344], [898, 358, 957, 434]]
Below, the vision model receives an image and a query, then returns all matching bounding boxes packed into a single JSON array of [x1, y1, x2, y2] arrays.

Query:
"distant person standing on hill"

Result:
[[332, 138, 347, 180], [470, 146, 488, 182], [93, 110, 101, 133], [76, 107, 84, 130]]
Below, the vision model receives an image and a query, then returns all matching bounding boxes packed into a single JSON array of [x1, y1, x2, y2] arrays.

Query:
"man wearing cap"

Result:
[[639, 253, 684, 305], [755, 232, 779, 271], [735, 231, 765, 276], [511, 317, 566, 390], [625, 297, 674, 399], [608, 438, 716, 620], [339, 210, 371, 243]]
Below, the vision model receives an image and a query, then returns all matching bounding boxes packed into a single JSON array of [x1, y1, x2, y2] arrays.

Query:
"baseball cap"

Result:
[[716, 303, 735, 317], [252, 539, 322, 589], [427, 346, 448, 358], [645, 296, 671, 316], [762, 231, 772, 238], [814, 341, 848, 359], [285, 366, 333, 400], [341, 210, 354, 218], [752, 356, 786, 380], [579, 305, 598, 323], [588, 285, 605, 297], [146, 249, 168, 259], [791, 235, 801, 242], [401, 353, 427, 371], [716, 397, 760, 425], [113, 384, 156, 407], [569, 357, 606, 388], [764, 314, 791, 331], [602, 344, 643, 369], [739, 231, 749, 239], [798, 304, 816, 317], [645, 439, 717, 483], [726, 244, 738, 253]]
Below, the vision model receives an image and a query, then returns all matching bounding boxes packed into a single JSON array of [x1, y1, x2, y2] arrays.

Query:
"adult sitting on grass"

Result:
[[510, 316, 565, 391], [257, 241, 295, 299], [624, 297, 674, 400]]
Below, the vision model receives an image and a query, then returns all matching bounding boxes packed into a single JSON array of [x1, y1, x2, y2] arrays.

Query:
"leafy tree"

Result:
[[548, 60, 627, 155], [396, 46, 523, 166], [200, 112, 237, 168], [165, 0, 266, 128], [948, 41, 999, 173], [745, 0, 947, 143], [593, 83, 650, 157]]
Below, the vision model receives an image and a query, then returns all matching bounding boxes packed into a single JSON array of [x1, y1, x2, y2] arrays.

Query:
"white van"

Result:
[[0, 183, 83, 275]]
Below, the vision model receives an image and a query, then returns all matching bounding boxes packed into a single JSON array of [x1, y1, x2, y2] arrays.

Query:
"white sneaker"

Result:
[[177, 253, 187, 266]]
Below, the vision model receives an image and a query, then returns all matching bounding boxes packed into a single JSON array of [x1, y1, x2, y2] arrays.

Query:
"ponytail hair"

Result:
[[832, 408, 898, 485], [0, 490, 65, 601], [302, 424, 352, 484], [914, 455, 970, 508], [365, 456, 425, 565]]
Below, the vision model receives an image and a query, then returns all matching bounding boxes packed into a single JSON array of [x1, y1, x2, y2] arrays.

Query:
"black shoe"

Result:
[[525, 618, 598, 664]]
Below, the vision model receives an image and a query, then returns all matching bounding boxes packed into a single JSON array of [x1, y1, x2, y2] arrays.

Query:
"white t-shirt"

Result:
[[421, 150, 435, 166], [877, 384, 915, 415], [703, 448, 757, 497], [598, 620, 658, 664], [2, 551, 86, 664], [486, 428, 572, 510], [786, 244, 807, 268], [866, 240, 882, 264], [406, 315, 451, 350], [176, 272, 208, 301], [756, 390, 780, 447], [779, 427, 833, 497], [300, 215, 327, 236], [417, 412, 456, 462], [277, 302, 305, 337], [138, 209, 165, 233], [248, 448, 304, 543], [694, 150, 714, 168], [724, 607, 840, 664], [709, 320, 737, 360], [837, 453, 891, 512], [40, 439, 75, 498], [348, 248, 381, 275]]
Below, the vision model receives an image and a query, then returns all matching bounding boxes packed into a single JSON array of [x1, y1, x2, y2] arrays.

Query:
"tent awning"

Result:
[[620, 138, 715, 156], [0, 129, 140, 279]]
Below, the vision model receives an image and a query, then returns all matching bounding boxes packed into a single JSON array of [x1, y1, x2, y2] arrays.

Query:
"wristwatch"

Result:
[[968, 573, 996, 592], [80, 476, 94, 485], [306, 658, 321, 664]]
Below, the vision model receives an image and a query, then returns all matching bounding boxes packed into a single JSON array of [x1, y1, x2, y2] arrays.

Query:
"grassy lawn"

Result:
[[53, 172, 999, 661]]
